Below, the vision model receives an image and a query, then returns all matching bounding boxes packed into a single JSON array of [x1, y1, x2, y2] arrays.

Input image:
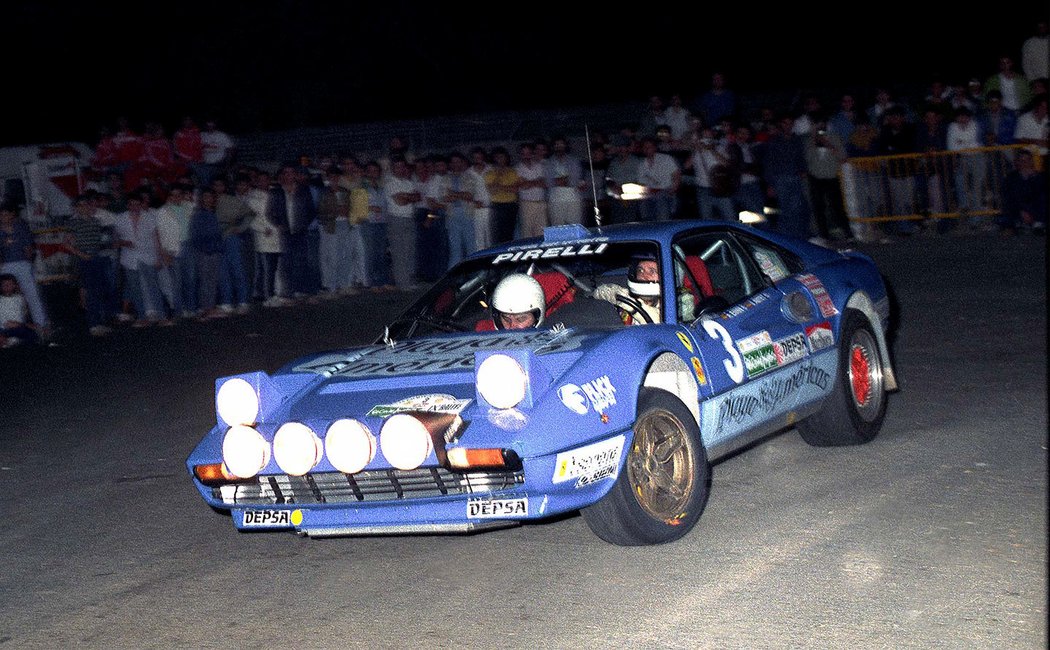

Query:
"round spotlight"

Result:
[[380, 414, 434, 470], [273, 422, 323, 476], [325, 419, 376, 474], [216, 377, 260, 427], [477, 354, 528, 409], [222, 425, 270, 479]]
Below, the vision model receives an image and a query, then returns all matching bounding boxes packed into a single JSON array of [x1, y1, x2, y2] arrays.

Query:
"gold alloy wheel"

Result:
[[627, 409, 696, 521]]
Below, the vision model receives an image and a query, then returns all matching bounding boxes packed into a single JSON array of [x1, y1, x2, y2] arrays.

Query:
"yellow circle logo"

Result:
[[291, 509, 303, 526]]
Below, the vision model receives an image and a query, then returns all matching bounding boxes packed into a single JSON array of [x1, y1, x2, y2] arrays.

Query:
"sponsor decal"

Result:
[[722, 290, 770, 319], [367, 394, 471, 418], [772, 332, 808, 365], [296, 331, 586, 377], [797, 273, 839, 318], [805, 321, 835, 352], [242, 510, 292, 527], [676, 331, 694, 353], [552, 434, 625, 487], [492, 242, 609, 265], [559, 376, 617, 415], [690, 356, 707, 386], [467, 497, 528, 518], [558, 384, 589, 415], [736, 331, 777, 378], [710, 360, 832, 438], [753, 251, 788, 282]]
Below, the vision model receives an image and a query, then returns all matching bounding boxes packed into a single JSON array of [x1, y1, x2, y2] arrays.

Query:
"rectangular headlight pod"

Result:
[[446, 448, 520, 470]]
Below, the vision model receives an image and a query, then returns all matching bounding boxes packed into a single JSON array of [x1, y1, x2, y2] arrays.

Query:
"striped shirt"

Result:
[[67, 215, 107, 257]]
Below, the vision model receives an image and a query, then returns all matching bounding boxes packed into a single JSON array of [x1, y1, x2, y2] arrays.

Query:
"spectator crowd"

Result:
[[0, 19, 1046, 347]]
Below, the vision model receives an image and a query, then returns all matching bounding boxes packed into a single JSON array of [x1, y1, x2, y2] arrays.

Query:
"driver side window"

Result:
[[673, 233, 763, 322]]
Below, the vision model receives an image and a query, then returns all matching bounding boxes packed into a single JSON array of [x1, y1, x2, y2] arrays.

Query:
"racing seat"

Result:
[[683, 255, 715, 299]]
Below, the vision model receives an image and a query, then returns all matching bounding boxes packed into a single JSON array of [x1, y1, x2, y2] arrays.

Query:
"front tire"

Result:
[[582, 387, 710, 545], [798, 309, 887, 446]]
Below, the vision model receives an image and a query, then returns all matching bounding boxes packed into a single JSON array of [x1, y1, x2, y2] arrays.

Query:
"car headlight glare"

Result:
[[476, 354, 528, 409], [325, 419, 376, 474], [380, 414, 434, 470], [222, 425, 270, 479], [216, 377, 260, 427], [273, 422, 323, 476]]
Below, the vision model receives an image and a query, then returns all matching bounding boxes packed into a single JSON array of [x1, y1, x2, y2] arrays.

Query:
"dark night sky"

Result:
[[1, 2, 1046, 147]]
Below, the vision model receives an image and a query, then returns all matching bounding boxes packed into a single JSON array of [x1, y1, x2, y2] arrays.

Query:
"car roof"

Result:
[[474, 220, 751, 256]]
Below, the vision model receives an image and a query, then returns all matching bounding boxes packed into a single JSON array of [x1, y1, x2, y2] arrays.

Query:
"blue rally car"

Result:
[[187, 221, 897, 545]]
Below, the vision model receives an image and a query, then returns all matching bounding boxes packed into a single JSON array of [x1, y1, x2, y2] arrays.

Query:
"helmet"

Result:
[[491, 273, 545, 329], [627, 253, 661, 298]]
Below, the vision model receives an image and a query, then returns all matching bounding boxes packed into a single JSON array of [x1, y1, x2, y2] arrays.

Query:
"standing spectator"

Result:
[[686, 127, 737, 221], [414, 156, 448, 282], [91, 126, 119, 177], [113, 190, 167, 327], [515, 143, 548, 238], [696, 71, 738, 127], [212, 177, 253, 314], [0, 273, 38, 347], [133, 122, 175, 188], [866, 88, 911, 128], [188, 188, 224, 320], [546, 136, 584, 226], [200, 119, 236, 188], [977, 90, 1019, 146], [946, 106, 987, 230], [637, 95, 667, 139], [245, 171, 286, 306], [828, 94, 859, 143], [444, 152, 480, 269], [914, 106, 950, 231], [384, 156, 421, 290], [792, 94, 824, 136], [0, 202, 50, 338], [998, 148, 1047, 235], [112, 117, 143, 190], [317, 166, 353, 297], [636, 136, 681, 221], [154, 185, 190, 319], [66, 195, 115, 335], [340, 157, 371, 291], [581, 140, 611, 227], [757, 112, 812, 240], [606, 134, 640, 224], [664, 94, 694, 146], [804, 119, 852, 242], [1014, 93, 1049, 167], [485, 146, 520, 245], [874, 106, 920, 236], [1021, 19, 1049, 85], [268, 163, 317, 300], [173, 117, 204, 187], [362, 161, 395, 292], [732, 124, 765, 217], [984, 55, 1031, 114], [468, 147, 493, 251]]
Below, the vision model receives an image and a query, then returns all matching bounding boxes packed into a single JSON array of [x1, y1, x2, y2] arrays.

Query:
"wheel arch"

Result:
[[642, 352, 701, 428], [845, 291, 898, 391]]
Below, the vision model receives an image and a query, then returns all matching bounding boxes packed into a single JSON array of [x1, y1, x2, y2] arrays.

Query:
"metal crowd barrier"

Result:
[[841, 144, 1039, 225]]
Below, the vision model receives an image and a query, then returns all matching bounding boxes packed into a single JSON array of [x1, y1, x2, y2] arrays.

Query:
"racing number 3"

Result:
[[701, 320, 744, 384]]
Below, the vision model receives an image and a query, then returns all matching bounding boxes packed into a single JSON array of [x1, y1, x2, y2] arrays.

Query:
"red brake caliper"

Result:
[[850, 346, 871, 405]]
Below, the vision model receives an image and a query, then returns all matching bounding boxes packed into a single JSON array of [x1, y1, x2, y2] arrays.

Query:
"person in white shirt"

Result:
[[515, 143, 548, 238], [636, 136, 681, 221], [0, 273, 37, 347], [154, 185, 189, 317], [384, 155, 421, 290], [245, 171, 285, 306], [946, 106, 986, 225], [1014, 93, 1049, 161], [468, 147, 493, 250], [545, 136, 584, 227], [114, 190, 168, 326], [1021, 20, 1049, 83], [200, 119, 235, 187]]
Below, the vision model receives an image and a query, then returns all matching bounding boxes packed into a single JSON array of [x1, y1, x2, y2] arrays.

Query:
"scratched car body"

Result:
[[187, 222, 896, 545]]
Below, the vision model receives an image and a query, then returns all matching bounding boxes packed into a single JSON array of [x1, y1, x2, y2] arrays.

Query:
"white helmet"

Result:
[[491, 273, 545, 329], [627, 255, 661, 298]]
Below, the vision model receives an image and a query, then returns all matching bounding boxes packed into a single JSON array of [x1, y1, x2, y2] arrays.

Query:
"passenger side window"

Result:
[[735, 235, 804, 281], [672, 232, 764, 322]]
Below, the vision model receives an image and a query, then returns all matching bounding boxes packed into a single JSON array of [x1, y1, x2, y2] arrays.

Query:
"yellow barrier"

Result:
[[841, 144, 1040, 224]]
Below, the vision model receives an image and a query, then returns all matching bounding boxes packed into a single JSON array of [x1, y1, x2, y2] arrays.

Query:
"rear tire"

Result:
[[798, 309, 887, 446], [582, 387, 710, 545]]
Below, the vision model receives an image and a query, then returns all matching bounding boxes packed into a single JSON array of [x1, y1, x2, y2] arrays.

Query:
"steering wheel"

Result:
[[614, 294, 655, 324]]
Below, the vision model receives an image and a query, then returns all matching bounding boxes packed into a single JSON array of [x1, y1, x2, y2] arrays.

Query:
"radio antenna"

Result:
[[585, 124, 602, 227]]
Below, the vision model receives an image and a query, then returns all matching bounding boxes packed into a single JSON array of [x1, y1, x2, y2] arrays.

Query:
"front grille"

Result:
[[214, 467, 525, 506]]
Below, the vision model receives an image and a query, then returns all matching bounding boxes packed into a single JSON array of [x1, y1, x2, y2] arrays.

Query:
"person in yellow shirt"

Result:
[[484, 146, 521, 244]]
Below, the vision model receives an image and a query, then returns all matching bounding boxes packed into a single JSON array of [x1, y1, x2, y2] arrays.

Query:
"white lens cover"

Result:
[[325, 419, 376, 474], [273, 422, 323, 476], [477, 354, 527, 409], [222, 425, 270, 479], [380, 414, 434, 470], [216, 377, 260, 427]]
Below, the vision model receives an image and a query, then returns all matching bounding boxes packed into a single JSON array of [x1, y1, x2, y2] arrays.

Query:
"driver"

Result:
[[490, 273, 545, 330], [594, 254, 662, 324]]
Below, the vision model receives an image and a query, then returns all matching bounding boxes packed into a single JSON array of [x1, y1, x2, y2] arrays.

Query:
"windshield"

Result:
[[383, 240, 663, 340]]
